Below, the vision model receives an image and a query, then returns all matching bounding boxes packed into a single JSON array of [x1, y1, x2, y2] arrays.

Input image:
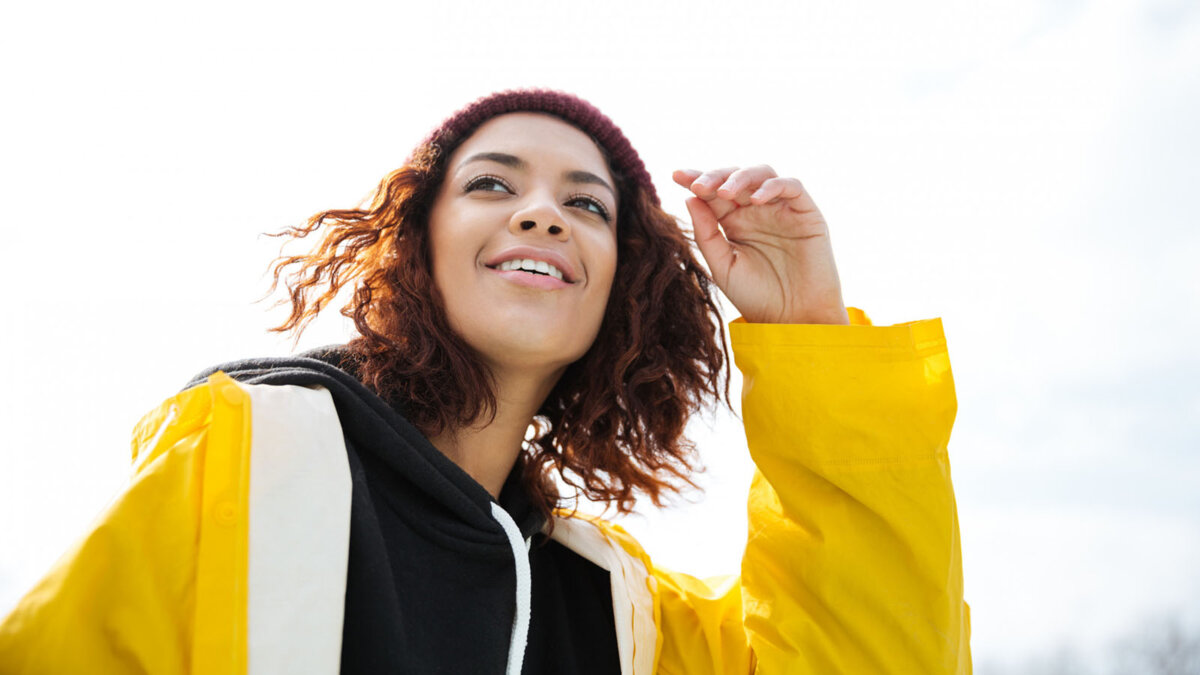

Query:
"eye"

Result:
[[463, 174, 513, 194], [566, 193, 611, 223]]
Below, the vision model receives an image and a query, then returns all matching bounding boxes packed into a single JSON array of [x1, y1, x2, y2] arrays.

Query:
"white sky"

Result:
[[1, 0, 1197, 670]]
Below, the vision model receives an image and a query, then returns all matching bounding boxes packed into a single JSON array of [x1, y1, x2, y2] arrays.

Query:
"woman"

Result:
[[0, 90, 970, 673]]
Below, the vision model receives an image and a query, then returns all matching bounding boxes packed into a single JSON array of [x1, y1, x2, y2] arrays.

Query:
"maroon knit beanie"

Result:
[[418, 89, 659, 206]]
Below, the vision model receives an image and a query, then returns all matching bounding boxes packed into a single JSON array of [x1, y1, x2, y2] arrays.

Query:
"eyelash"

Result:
[[567, 193, 611, 223], [463, 174, 512, 194], [463, 175, 611, 223]]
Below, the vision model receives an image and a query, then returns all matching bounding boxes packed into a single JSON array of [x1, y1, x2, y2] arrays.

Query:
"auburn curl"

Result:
[[269, 138, 730, 519]]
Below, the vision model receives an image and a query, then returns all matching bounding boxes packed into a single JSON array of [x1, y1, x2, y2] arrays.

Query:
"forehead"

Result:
[[447, 112, 613, 181]]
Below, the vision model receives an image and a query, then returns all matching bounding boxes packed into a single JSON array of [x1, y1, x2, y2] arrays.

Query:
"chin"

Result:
[[476, 330, 594, 373]]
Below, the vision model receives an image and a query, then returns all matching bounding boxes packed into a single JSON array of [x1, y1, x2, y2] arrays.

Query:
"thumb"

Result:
[[684, 196, 733, 283]]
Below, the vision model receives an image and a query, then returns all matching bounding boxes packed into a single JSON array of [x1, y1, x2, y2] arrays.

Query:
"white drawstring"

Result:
[[490, 502, 532, 675]]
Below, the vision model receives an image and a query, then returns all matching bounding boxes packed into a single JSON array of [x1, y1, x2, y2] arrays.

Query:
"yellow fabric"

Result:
[[0, 373, 251, 674], [191, 374, 251, 674], [0, 312, 970, 674], [638, 313, 971, 674]]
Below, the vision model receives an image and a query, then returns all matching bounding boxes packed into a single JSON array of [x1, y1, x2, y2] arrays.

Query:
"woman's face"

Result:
[[427, 113, 619, 376]]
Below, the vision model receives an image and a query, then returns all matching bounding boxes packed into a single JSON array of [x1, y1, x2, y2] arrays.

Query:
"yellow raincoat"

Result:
[[0, 313, 971, 673]]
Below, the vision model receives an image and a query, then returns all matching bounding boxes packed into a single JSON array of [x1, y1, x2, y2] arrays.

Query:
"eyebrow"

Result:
[[459, 152, 615, 198]]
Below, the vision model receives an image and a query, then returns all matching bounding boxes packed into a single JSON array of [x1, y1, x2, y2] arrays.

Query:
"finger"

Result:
[[749, 176, 803, 204], [672, 169, 702, 189], [751, 177, 816, 211], [689, 167, 739, 200], [717, 165, 778, 205], [684, 196, 734, 281]]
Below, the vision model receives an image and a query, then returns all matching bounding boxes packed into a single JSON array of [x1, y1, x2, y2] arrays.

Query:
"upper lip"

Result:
[[484, 246, 579, 283]]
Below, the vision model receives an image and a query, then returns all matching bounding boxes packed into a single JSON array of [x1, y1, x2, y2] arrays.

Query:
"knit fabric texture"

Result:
[[419, 89, 659, 205]]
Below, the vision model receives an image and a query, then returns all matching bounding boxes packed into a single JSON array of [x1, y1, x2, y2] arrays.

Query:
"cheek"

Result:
[[427, 206, 475, 298], [427, 238, 454, 301], [430, 255, 481, 336], [591, 236, 619, 296], [429, 241, 458, 294], [426, 246, 478, 342], [580, 235, 619, 332]]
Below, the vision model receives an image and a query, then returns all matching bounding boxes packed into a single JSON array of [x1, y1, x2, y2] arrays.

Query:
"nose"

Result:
[[508, 196, 571, 241]]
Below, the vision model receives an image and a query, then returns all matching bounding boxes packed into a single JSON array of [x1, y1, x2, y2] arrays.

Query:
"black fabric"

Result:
[[526, 535, 622, 674], [185, 347, 621, 674]]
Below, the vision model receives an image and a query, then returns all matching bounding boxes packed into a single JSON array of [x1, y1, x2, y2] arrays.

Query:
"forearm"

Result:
[[733, 317, 970, 674]]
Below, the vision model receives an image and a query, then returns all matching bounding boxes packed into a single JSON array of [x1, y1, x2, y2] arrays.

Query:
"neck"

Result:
[[428, 365, 561, 499]]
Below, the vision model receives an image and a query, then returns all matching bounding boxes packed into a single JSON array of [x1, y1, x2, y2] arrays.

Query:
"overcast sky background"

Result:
[[1, 0, 1197, 671]]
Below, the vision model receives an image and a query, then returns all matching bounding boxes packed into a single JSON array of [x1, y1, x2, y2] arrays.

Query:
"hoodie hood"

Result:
[[187, 345, 547, 672], [185, 346, 544, 546]]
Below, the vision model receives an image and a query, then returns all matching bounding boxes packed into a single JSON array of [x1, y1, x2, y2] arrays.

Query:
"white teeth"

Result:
[[496, 258, 565, 281]]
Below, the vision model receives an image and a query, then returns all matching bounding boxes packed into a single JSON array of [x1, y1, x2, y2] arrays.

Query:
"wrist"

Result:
[[782, 306, 850, 325], [744, 307, 850, 325]]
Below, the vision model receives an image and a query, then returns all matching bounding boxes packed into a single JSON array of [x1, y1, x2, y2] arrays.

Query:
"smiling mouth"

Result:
[[489, 258, 567, 281]]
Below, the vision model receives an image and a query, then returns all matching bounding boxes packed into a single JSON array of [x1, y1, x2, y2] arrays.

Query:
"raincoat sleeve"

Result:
[[0, 373, 253, 675], [651, 310, 971, 674]]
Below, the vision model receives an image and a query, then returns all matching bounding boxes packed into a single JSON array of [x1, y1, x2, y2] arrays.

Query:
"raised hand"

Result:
[[673, 166, 849, 325]]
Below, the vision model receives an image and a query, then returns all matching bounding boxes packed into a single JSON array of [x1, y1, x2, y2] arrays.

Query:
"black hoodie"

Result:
[[187, 347, 621, 674]]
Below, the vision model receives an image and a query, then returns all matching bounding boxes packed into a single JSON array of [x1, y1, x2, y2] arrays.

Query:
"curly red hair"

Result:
[[269, 133, 729, 517]]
